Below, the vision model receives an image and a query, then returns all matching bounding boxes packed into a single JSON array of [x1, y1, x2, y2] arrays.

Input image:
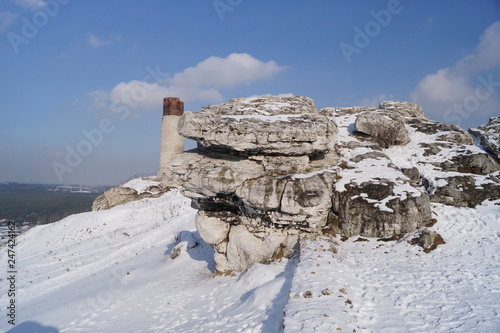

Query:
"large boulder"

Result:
[[332, 151, 431, 237], [224, 224, 299, 272], [355, 111, 410, 148]]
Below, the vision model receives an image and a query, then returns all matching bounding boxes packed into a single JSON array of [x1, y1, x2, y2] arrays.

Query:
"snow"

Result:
[[120, 177, 161, 194], [1, 179, 499, 332], [284, 201, 500, 332]]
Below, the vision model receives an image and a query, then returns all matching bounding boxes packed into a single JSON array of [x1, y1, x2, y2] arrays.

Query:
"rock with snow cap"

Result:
[[354, 111, 411, 148], [469, 115, 500, 159]]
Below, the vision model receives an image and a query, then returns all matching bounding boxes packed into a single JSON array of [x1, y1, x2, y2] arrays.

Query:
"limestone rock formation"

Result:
[[332, 152, 431, 237], [92, 178, 163, 211], [355, 111, 410, 148], [179, 110, 337, 156], [408, 229, 446, 253], [170, 96, 499, 272], [469, 116, 500, 159]]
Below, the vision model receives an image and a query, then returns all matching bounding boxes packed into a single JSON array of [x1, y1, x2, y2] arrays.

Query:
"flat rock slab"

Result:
[[179, 111, 337, 156]]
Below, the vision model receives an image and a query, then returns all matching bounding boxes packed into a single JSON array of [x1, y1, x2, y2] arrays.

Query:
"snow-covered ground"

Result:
[[1, 185, 499, 332]]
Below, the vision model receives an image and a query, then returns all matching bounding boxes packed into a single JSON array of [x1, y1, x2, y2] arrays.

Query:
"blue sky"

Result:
[[1, 0, 499, 185]]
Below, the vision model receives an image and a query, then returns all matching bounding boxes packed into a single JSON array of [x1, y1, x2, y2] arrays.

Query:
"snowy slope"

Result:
[[1, 184, 499, 332], [284, 201, 500, 332]]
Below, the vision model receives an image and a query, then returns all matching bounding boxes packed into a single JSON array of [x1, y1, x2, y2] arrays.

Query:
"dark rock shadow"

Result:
[[347, 122, 356, 134], [164, 230, 216, 272], [7, 321, 59, 333]]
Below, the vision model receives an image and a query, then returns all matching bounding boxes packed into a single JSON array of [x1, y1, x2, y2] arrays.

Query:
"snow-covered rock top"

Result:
[[469, 115, 500, 159], [201, 95, 317, 116]]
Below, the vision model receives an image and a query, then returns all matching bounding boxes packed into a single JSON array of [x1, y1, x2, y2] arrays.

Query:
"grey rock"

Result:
[[280, 173, 335, 216], [179, 111, 338, 156], [401, 167, 421, 183], [408, 229, 445, 253], [319, 106, 377, 117], [92, 186, 162, 211], [225, 224, 298, 272], [333, 180, 431, 237], [171, 149, 265, 197], [469, 116, 500, 159], [379, 101, 424, 118], [423, 174, 500, 207], [355, 111, 410, 148], [235, 176, 286, 211], [406, 118, 474, 145], [195, 211, 230, 245], [249, 155, 310, 176], [446, 154, 500, 175], [332, 152, 431, 237]]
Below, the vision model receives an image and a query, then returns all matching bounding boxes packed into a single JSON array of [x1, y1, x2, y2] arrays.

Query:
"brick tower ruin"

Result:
[[158, 97, 184, 185]]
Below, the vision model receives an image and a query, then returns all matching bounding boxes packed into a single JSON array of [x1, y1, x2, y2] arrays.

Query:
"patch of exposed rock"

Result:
[[92, 178, 164, 211], [408, 229, 446, 253], [355, 111, 410, 148], [469, 116, 500, 159]]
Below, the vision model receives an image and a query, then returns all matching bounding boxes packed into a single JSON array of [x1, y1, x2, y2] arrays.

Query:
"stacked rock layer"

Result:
[[170, 95, 498, 272]]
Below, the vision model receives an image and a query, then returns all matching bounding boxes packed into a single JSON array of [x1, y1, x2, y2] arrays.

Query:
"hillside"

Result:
[[0, 183, 498, 332]]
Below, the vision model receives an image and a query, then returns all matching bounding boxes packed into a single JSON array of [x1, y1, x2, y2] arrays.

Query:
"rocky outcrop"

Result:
[[332, 152, 431, 237], [379, 100, 425, 118], [168, 96, 499, 272], [469, 116, 500, 159], [423, 174, 500, 207], [179, 111, 337, 156], [92, 178, 163, 211], [355, 111, 410, 148], [408, 229, 446, 253]]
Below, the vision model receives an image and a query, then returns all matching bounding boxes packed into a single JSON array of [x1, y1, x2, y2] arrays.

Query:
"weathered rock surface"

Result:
[[379, 100, 424, 118], [201, 95, 317, 116], [469, 116, 500, 159], [179, 111, 337, 156], [171, 149, 265, 198], [332, 151, 431, 237], [92, 182, 163, 211], [169, 95, 499, 272], [195, 211, 230, 245], [423, 173, 500, 207], [355, 111, 410, 148], [408, 229, 446, 253]]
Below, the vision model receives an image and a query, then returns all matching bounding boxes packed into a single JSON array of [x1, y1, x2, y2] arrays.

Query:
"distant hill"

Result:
[[0, 182, 110, 225]]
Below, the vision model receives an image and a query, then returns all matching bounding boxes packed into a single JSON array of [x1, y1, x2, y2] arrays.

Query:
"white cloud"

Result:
[[11, 0, 46, 11], [89, 53, 286, 113], [88, 34, 112, 48], [411, 21, 500, 126], [357, 93, 395, 107], [170, 53, 285, 88], [0, 11, 18, 32]]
